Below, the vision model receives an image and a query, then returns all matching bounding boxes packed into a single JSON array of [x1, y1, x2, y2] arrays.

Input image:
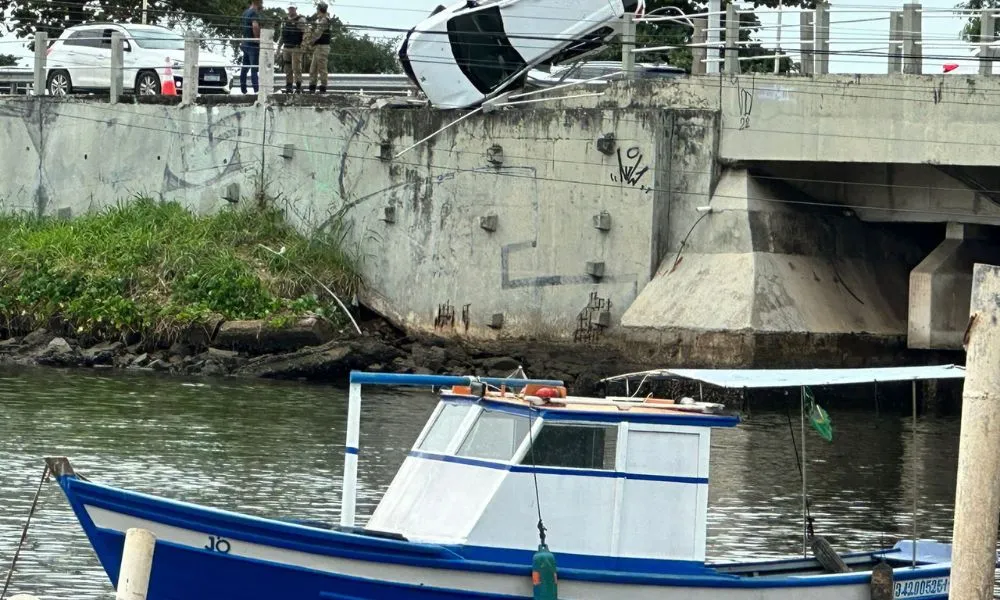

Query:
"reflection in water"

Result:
[[0, 368, 971, 598]]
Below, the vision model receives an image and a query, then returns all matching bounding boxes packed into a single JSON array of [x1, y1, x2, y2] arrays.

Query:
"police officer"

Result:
[[278, 4, 307, 93], [306, 1, 332, 93]]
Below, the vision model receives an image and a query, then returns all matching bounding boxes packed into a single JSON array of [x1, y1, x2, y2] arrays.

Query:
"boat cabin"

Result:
[[365, 384, 738, 570]]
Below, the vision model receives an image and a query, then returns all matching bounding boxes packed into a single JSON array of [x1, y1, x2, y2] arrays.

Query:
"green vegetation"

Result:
[[0, 54, 17, 67], [0, 200, 363, 341]]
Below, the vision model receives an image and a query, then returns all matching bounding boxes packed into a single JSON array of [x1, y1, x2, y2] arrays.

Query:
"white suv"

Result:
[[45, 23, 232, 96]]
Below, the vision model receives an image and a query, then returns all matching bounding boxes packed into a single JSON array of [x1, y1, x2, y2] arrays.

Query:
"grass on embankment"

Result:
[[0, 199, 363, 341]]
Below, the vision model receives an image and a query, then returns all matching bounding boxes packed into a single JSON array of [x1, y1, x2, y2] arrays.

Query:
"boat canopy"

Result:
[[603, 365, 966, 389]]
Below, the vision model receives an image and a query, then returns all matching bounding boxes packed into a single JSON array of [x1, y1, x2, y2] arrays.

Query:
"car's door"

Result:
[[51, 30, 98, 88], [87, 28, 120, 89]]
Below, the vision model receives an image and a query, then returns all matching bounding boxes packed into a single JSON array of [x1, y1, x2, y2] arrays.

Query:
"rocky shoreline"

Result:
[[0, 318, 646, 396]]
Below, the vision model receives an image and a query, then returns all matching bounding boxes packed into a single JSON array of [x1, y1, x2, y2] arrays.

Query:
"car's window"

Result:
[[447, 6, 527, 94], [63, 31, 101, 48], [128, 28, 185, 50], [99, 29, 117, 49]]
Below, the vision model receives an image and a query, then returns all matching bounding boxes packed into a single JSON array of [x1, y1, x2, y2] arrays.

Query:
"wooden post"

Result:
[[948, 263, 1000, 600], [110, 32, 124, 103], [116, 528, 156, 600], [692, 18, 707, 76], [32, 32, 46, 96]]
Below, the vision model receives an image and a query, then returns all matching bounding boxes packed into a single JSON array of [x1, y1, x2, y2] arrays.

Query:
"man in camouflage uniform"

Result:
[[306, 1, 332, 93], [278, 4, 308, 93]]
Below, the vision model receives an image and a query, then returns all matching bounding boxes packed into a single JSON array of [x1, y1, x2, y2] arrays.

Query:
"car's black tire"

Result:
[[46, 70, 72, 96], [135, 71, 161, 95]]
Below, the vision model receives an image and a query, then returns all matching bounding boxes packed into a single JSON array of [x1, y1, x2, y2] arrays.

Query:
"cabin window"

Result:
[[418, 403, 472, 453], [522, 423, 618, 470], [457, 409, 530, 461]]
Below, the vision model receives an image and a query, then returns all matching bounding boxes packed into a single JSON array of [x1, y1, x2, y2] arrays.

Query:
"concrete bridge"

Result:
[[0, 72, 997, 365]]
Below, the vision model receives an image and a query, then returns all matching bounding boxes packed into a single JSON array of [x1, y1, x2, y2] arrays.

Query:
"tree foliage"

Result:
[[0, 54, 17, 67], [956, 0, 1000, 41], [0, 0, 399, 73], [597, 0, 813, 73]]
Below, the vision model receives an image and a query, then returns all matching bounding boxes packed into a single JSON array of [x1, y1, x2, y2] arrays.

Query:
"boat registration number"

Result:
[[894, 576, 949, 599]]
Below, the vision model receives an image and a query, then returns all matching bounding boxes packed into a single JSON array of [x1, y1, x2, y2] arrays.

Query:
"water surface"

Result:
[[0, 368, 968, 598]]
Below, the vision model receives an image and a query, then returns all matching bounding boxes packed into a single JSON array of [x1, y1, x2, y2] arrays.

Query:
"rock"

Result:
[[149, 359, 171, 372], [82, 341, 123, 366], [235, 338, 401, 381], [34, 337, 82, 367], [168, 341, 194, 359], [211, 317, 335, 356], [21, 328, 55, 349], [412, 366, 434, 375], [480, 356, 521, 373], [0, 337, 20, 350], [131, 353, 151, 368], [409, 344, 448, 373]]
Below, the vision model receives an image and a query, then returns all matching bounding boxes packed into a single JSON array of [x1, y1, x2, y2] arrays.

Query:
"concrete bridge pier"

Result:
[[908, 223, 1000, 350]]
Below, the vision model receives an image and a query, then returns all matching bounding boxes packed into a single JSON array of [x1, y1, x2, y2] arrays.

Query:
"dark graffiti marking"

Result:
[[574, 292, 613, 344], [610, 146, 651, 193], [735, 74, 755, 130]]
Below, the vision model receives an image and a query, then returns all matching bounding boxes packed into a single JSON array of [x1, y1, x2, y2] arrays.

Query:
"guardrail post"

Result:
[[980, 9, 995, 76], [691, 17, 707, 76], [621, 13, 636, 78], [707, 0, 720, 74], [724, 2, 738, 75], [182, 31, 199, 105], [32, 31, 46, 96], [902, 3, 922, 75], [110, 32, 124, 103], [814, 1, 829, 75], [888, 10, 903, 74], [258, 28, 275, 105], [799, 10, 813, 75]]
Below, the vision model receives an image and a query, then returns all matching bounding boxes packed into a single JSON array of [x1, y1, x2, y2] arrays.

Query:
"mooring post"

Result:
[[340, 382, 362, 527], [724, 2, 739, 75], [32, 31, 47, 96], [110, 32, 124, 104], [116, 528, 156, 600], [182, 31, 199, 105], [948, 263, 1000, 600], [258, 28, 275, 105]]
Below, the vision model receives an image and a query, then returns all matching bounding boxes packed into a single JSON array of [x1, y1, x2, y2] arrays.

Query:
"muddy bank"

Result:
[[0, 318, 648, 396]]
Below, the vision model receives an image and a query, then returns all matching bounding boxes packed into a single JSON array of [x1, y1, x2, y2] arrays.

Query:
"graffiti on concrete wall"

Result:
[[162, 111, 247, 193], [610, 146, 652, 194]]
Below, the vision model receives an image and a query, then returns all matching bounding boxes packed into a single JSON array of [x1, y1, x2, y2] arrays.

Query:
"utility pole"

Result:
[[142, 0, 148, 24], [774, 0, 783, 74]]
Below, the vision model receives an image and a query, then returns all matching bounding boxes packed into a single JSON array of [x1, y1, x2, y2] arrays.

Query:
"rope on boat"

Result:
[[786, 405, 816, 540], [526, 407, 547, 547], [0, 464, 50, 600]]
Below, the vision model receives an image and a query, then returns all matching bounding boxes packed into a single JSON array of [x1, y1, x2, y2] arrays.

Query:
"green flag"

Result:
[[804, 387, 833, 442]]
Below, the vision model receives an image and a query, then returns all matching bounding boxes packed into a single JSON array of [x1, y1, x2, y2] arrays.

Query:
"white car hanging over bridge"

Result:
[[399, 0, 636, 109]]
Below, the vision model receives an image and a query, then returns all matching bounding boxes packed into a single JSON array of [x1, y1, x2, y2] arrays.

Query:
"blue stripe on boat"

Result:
[[345, 447, 359, 455], [407, 450, 710, 485]]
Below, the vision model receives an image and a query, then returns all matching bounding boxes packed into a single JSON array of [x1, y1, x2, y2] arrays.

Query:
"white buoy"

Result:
[[116, 528, 157, 600], [949, 263, 1000, 600]]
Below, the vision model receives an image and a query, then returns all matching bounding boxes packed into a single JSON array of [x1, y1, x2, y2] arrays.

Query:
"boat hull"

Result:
[[58, 476, 954, 600]]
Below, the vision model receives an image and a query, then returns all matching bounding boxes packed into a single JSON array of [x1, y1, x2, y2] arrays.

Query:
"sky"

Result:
[[0, 0, 987, 74]]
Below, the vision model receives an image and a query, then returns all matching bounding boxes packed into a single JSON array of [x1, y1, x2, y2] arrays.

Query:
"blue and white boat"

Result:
[[46, 366, 974, 599]]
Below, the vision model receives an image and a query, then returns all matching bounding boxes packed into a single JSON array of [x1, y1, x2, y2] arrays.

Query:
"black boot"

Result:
[[284, 83, 293, 94], [319, 84, 327, 94], [308, 83, 316, 94], [295, 82, 302, 94]]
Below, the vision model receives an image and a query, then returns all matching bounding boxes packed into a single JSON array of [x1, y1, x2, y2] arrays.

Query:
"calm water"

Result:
[[0, 368, 968, 598]]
